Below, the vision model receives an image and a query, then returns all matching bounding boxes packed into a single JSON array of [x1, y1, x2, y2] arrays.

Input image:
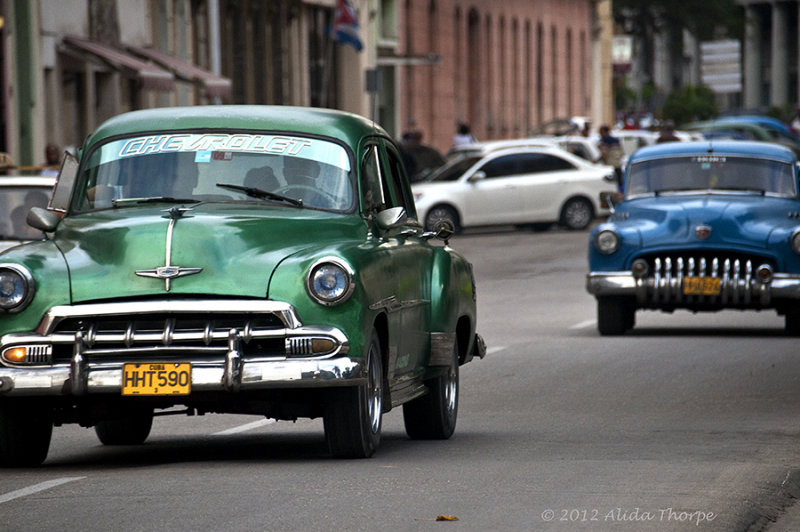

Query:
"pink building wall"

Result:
[[399, 0, 594, 154]]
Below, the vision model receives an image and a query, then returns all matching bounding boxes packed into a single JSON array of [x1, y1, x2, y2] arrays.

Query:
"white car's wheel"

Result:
[[560, 197, 593, 230]]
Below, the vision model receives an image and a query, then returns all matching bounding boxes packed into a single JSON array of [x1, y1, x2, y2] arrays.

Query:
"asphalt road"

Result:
[[3, 225, 800, 531]]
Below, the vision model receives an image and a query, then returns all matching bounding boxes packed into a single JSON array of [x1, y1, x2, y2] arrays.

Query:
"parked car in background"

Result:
[[0, 105, 485, 466], [446, 138, 554, 161], [715, 115, 800, 148], [413, 145, 617, 232], [685, 117, 800, 156], [587, 140, 800, 335], [0, 176, 55, 251]]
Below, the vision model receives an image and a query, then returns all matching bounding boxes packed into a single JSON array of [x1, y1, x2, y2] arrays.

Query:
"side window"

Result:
[[383, 145, 417, 218], [361, 144, 385, 212], [517, 153, 576, 173], [480, 155, 519, 178]]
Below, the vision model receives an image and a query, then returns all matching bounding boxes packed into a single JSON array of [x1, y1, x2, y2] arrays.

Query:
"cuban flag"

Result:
[[330, 0, 363, 52]]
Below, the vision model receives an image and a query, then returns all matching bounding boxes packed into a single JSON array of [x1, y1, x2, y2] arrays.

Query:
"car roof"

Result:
[[82, 105, 389, 152], [628, 140, 797, 164]]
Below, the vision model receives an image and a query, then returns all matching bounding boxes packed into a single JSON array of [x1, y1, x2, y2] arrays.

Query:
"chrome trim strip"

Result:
[[37, 300, 303, 335]]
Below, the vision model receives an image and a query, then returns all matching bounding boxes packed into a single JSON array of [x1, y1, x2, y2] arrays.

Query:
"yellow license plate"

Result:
[[683, 276, 721, 296], [122, 363, 191, 396]]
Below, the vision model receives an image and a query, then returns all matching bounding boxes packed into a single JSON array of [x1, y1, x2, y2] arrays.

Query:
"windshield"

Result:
[[626, 155, 796, 197], [73, 133, 354, 212]]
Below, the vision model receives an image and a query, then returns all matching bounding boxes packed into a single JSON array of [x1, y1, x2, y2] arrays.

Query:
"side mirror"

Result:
[[599, 191, 622, 212], [27, 206, 60, 232], [375, 206, 408, 230], [421, 219, 455, 244], [467, 170, 487, 183]]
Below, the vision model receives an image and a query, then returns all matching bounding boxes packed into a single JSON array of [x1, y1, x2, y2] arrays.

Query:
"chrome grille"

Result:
[[637, 253, 772, 307], [48, 312, 288, 362]]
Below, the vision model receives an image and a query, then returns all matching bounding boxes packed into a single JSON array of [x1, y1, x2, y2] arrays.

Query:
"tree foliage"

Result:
[[662, 85, 718, 125], [613, 0, 743, 42]]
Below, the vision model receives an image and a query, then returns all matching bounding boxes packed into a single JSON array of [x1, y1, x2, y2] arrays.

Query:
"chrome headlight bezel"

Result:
[[0, 263, 35, 313], [306, 257, 355, 306], [594, 229, 620, 255]]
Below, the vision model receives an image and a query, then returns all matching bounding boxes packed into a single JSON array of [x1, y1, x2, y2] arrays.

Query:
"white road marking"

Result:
[[486, 346, 505, 355], [213, 418, 276, 435], [0, 477, 85, 504], [569, 319, 596, 330]]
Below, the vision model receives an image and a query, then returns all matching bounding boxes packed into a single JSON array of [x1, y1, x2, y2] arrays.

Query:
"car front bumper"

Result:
[[0, 299, 364, 397], [587, 271, 800, 307], [0, 354, 365, 397]]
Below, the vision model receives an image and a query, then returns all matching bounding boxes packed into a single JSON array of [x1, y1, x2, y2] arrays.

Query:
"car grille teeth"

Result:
[[47, 314, 287, 360], [641, 255, 767, 307]]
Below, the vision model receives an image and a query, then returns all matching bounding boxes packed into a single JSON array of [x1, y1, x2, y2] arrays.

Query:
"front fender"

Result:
[[429, 246, 477, 351], [0, 240, 71, 334]]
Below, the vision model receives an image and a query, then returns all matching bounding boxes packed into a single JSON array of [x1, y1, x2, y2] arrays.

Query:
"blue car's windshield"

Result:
[[73, 133, 354, 212], [626, 155, 797, 198]]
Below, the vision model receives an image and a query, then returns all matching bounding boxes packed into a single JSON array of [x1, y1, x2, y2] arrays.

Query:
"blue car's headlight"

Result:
[[594, 229, 620, 255], [306, 258, 355, 305], [792, 230, 800, 254], [0, 264, 35, 312]]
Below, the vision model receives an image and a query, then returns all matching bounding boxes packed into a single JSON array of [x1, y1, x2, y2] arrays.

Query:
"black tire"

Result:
[[0, 400, 53, 467], [324, 330, 384, 458], [95, 409, 154, 445], [425, 205, 460, 233], [786, 307, 800, 336], [403, 337, 459, 440], [597, 297, 635, 336], [559, 197, 594, 230]]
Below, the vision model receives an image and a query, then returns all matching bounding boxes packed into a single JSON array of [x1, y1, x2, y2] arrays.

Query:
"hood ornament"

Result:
[[695, 225, 712, 240], [135, 206, 202, 291]]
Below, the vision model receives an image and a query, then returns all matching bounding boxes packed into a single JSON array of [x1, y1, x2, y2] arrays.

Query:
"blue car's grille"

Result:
[[637, 252, 775, 307]]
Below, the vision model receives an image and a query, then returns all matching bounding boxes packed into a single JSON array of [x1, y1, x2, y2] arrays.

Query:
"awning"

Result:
[[128, 45, 232, 101], [62, 36, 176, 92]]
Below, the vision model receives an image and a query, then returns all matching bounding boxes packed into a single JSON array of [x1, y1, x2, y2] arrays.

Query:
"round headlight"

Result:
[[792, 230, 800, 254], [0, 264, 35, 312], [595, 229, 620, 255], [307, 258, 354, 305]]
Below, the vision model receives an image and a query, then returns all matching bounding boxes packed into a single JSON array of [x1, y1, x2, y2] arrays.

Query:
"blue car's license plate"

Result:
[[683, 276, 721, 296]]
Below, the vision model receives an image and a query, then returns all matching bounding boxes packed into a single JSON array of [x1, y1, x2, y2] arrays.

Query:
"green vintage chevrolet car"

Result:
[[0, 106, 485, 465]]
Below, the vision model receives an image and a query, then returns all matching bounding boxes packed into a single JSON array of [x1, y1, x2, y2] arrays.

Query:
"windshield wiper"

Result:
[[112, 196, 202, 206], [216, 183, 303, 207]]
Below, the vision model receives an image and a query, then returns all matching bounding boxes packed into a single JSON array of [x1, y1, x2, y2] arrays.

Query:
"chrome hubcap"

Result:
[[367, 349, 382, 434]]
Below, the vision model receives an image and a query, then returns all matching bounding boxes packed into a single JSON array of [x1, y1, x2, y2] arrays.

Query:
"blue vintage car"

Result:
[[586, 140, 800, 335]]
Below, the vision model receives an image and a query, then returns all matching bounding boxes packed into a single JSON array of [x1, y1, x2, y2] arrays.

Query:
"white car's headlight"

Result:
[[306, 258, 355, 305], [594, 229, 620, 254], [0, 264, 35, 312]]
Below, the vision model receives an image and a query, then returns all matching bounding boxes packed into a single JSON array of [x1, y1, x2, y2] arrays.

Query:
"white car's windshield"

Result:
[[74, 133, 354, 212], [626, 155, 796, 197]]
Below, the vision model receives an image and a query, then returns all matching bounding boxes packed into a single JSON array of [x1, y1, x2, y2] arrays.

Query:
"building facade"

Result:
[[0, 0, 601, 168], [737, 0, 800, 111], [392, 0, 596, 154]]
